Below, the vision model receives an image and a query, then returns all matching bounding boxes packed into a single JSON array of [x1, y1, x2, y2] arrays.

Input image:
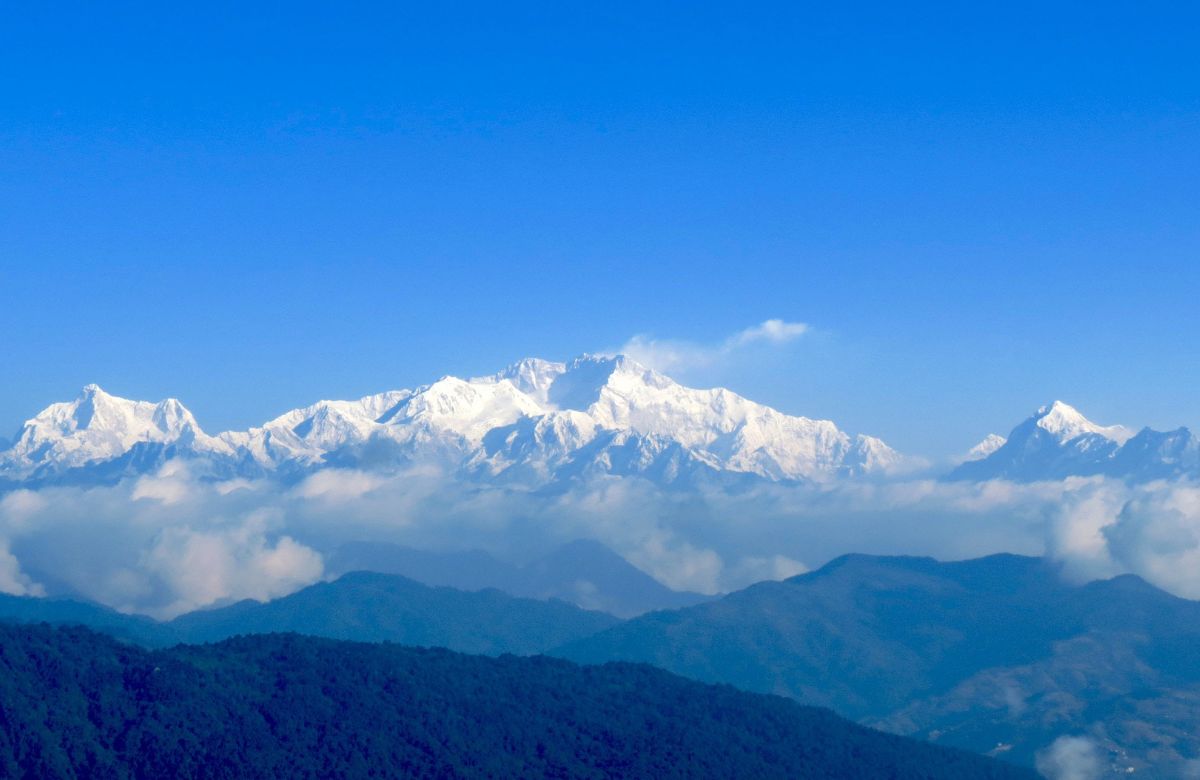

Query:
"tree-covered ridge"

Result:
[[0, 623, 1031, 779]]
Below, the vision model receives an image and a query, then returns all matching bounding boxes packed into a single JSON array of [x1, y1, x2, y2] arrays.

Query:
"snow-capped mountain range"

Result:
[[0, 355, 904, 489], [951, 400, 1200, 482], [5, 358, 1196, 490]]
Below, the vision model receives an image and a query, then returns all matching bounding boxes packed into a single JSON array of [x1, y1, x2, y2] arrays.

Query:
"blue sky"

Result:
[[1, 1, 1197, 457]]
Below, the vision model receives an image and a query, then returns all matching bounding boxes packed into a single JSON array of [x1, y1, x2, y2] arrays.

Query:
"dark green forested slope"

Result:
[[0, 623, 1032, 780]]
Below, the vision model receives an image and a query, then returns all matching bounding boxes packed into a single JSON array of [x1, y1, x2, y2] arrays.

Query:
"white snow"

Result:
[[0, 385, 233, 477], [1034, 400, 1134, 445], [963, 434, 1007, 462], [0, 355, 905, 485]]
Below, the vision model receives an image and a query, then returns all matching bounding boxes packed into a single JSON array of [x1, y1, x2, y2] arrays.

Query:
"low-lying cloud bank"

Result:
[[1, 465, 1199, 618], [1035, 735, 1102, 780]]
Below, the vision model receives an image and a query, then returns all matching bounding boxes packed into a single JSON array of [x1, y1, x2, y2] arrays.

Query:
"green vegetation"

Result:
[[0, 623, 1031, 779]]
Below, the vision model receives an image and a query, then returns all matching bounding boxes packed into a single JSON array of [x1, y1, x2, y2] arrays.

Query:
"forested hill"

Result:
[[0, 624, 1032, 779]]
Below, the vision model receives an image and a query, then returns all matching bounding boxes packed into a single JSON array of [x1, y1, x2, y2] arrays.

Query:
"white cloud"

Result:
[[730, 319, 810, 346], [0, 470, 324, 618], [294, 469, 386, 501], [1035, 736, 1102, 780], [131, 466, 197, 505], [0, 539, 43, 597], [143, 520, 323, 618], [729, 555, 809, 585], [615, 318, 809, 374], [1101, 483, 1200, 599], [1045, 480, 1128, 583], [0, 490, 47, 529], [5, 457, 1200, 619]]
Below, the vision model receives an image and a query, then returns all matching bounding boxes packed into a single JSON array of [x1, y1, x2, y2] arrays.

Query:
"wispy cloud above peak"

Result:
[[614, 319, 810, 375], [730, 319, 809, 346]]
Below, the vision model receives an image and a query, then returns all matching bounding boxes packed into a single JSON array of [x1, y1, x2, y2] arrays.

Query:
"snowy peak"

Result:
[[948, 400, 1126, 481], [1108, 425, 1200, 480], [947, 401, 1195, 482], [483, 358, 566, 405], [31, 384, 199, 440], [382, 375, 546, 441], [540, 354, 654, 413], [473, 353, 904, 482], [0, 356, 904, 487], [962, 434, 1007, 462], [1032, 400, 1133, 445], [0, 385, 225, 478]]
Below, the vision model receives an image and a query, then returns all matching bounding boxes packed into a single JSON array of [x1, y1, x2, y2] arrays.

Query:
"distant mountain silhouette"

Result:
[[0, 571, 619, 656], [555, 553, 1200, 774], [328, 538, 710, 617], [949, 400, 1200, 482], [169, 570, 619, 655], [0, 592, 164, 646], [0, 623, 1033, 779]]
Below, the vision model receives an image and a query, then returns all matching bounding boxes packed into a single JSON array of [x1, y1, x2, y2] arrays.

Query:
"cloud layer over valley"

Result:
[[3, 461, 1200, 618]]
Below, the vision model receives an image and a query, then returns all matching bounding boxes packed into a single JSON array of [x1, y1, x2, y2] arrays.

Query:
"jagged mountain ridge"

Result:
[[950, 400, 1200, 482], [0, 355, 903, 487]]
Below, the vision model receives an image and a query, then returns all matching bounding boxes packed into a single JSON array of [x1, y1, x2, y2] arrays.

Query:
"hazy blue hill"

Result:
[[555, 553, 1200, 773], [329, 538, 710, 618], [0, 592, 166, 646], [513, 539, 710, 616], [0, 623, 1034, 779], [167, 570, 620, 655], [556, 554, 1063, 715], [328, 542, 521, 592], [0, 572, 620, 656]]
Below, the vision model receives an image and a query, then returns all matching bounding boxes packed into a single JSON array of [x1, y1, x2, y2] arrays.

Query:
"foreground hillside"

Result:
[[0, 624, 1030, 779], [556, 553, 1200, 774]]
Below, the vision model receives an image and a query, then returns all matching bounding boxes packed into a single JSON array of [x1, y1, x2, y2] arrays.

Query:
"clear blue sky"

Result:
[[1, 1, 1197, 457]]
